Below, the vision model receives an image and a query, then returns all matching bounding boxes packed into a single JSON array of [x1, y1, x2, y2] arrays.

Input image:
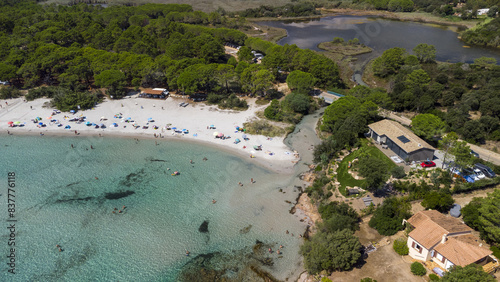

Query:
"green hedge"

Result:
[[411, 262, 426, 276]]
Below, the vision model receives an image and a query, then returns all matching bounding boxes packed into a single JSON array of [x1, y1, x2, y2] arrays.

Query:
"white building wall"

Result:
[[407, 237, 430, 261]]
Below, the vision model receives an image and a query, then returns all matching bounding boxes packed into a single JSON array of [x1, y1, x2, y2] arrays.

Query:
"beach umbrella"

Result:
[[213, 132, 219, 136], [182, 129, 187, 132], [235, 138, 240, 142], [250, 150, 256, 155], [7, 121, 13, 125], [172, 127, 177, 130], [46, 116, 52, 120], [85, 121, 91, 125], [14, 121, 21, 125], [38, 122, 43, 125], [217, 133, 224, 137], [242, 134, 247, 139], [210, 125, 214, 128], [65, 125, 71, 129], [112, 123, 118, 127], [101, 116, 106, 120], [126, 117, 132, 120], [99, 123, 104, 127], [147, 117, 153, 121], [70, 110, 75, 113]]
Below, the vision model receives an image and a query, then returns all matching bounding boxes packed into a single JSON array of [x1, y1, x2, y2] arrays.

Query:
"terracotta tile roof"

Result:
[[408, 210, 472, 249], [409, 219, 448, 249], [434, 235, 492, 267], [368, 119, 434, 153]]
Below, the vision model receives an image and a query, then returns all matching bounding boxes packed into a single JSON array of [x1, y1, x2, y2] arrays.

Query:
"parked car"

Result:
[[474, 163, 496, 178], [420, 161, 436, 168], [463, 168, 479, 181], [473, 168, 486, 179], [470, 150, 479, 158]]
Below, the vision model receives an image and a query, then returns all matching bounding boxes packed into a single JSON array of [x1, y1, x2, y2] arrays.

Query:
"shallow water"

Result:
[[0, 135, 307, 281]]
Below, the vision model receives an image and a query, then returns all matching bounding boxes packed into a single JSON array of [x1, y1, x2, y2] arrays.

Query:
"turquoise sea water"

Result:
[[0, 135, 306, 281]]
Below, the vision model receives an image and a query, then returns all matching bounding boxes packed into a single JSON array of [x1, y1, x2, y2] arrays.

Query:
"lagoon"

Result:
[[259, 15, 500, 63]]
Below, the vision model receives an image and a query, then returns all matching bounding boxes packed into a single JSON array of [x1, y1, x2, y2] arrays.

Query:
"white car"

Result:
[[474, 168, 486, 179]]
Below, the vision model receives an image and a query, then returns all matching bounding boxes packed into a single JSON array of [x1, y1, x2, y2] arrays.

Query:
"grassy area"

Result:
[[318, 42, 373, 56], [336, 139, 396, 196], [245, 23, 288, 43], [243, 119, 288, 137]]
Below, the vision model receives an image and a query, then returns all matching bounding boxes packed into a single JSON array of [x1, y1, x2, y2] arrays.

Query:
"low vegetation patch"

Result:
[[243, 119, 286, 137], [318, 37, 373, 56]]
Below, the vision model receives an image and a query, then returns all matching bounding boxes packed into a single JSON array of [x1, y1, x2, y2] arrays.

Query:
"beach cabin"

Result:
[[139, 88, 169, 99]]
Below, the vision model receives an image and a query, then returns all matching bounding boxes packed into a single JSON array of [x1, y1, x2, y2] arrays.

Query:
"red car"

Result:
[[421, 161, 436, 168]]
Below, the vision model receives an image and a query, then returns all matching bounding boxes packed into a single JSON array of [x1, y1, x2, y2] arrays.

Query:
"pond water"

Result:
[[258, 15, 500, 64]]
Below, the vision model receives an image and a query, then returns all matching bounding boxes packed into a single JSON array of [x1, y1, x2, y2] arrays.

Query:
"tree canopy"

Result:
[[369, 197, 412, 236], [413, 43, 436, 63], [411, 113, 446, 140], [300, 229, 362, 274], [462, 189, 500, 245], [442, 264, 496, 282]]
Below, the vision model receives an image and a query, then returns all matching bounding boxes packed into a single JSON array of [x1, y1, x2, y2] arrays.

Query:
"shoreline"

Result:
[[0, 96, 299, 174], [251, 9, 479, 30], [319, 8, 478, 29]]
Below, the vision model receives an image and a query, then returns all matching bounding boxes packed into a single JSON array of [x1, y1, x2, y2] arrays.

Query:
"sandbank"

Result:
[[0, 95, 299, 173]]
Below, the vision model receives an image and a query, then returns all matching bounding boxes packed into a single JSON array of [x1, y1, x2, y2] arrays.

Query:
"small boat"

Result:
[[171, 171, 180, 176]]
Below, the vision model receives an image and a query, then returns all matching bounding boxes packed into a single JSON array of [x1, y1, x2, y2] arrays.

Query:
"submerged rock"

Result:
[[199, 220, 209, 233], [104, 190, 134, 200], [177, 241, 280, 282], [239, 225, 252, 234]]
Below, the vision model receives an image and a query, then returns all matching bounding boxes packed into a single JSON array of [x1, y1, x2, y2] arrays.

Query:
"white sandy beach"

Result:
[[0, 95, 299, 173]]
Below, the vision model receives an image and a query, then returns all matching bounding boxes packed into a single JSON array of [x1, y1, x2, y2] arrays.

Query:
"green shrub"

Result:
[[390, 166, 406, 178], [411, 262, 426, 276], [393, 238, 409, 255], [360, 278, 377, 282], [315, 165, 323, 172], [490, 245, 500, 259], [429, 273, 440, 281], [0, 87, 21, 99], [26, 87, 58, 101]]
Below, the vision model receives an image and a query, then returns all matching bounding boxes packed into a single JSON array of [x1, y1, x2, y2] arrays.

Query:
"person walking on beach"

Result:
[[251, 178, 254, 184]]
